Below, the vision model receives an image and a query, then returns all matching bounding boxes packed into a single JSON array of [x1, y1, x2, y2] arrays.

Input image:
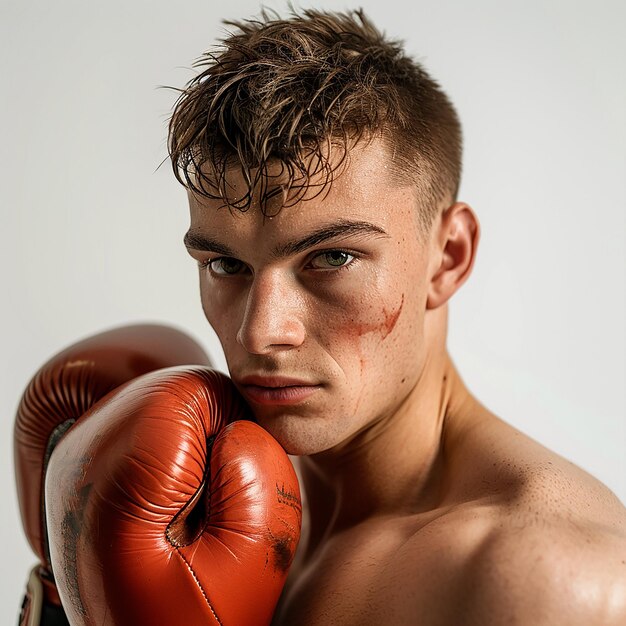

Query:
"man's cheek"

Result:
[[321, 291, 405, 348]]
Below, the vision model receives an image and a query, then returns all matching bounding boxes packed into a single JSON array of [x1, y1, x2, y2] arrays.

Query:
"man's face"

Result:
[[185, 138, 435, 456]]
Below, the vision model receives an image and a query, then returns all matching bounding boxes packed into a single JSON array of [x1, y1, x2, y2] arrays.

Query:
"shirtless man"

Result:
[[165, 7, 626, 625]]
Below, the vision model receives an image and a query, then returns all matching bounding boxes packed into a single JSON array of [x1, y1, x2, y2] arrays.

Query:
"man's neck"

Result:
[[297, 350, 475, 556]]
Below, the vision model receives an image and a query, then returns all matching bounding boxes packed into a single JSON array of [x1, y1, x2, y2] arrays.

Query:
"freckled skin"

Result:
[[186, 138, 626, 626]]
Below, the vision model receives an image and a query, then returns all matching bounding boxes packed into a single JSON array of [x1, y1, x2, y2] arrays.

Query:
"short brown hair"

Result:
[[168, 8, 462, 230]]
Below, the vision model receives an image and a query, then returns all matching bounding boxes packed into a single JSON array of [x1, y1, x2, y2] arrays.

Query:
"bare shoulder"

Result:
[[457, 507, 626, 625], [449, 408, 626, 535], [398, 411, 626, 625]]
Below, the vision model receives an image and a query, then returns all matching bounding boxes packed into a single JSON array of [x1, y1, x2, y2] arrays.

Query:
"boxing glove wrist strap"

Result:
[[19, 565, 69, 626]]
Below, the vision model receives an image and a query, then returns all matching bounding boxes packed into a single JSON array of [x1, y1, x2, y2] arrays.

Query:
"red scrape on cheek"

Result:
[[345, 293, 405, 340], [380, 293, 404, 339]]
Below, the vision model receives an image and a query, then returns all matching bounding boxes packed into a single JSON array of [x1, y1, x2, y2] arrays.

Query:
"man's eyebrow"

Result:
[[276, 220, 389, 257], [183, 231, 235, 256], [183, 219, 389, 257]]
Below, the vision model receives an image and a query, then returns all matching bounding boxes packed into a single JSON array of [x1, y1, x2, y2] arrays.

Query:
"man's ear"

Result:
[[426, 202, 480, 310]]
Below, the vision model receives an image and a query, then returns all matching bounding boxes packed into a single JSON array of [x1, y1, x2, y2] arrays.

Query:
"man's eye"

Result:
[[207, 257, 246, 275], [309, 251, 355, 270]]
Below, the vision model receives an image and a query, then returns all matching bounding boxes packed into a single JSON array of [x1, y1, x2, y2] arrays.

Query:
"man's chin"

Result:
[[251, 412, 338, 456]]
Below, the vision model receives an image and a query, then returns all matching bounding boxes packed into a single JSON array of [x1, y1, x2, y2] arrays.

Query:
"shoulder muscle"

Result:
[[456, 518, 626, 626]]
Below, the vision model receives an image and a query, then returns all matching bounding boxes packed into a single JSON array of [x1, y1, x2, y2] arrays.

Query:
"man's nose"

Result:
[[236, 270, 306, 354]]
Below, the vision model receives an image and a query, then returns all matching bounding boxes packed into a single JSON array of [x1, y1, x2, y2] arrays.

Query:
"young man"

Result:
[[170, 8, 626, 625]]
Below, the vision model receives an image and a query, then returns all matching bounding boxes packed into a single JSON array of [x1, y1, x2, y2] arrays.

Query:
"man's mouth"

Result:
[[236, 375, 322, 406]]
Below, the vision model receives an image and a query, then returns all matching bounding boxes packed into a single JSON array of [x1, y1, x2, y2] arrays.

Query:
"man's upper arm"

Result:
[[452, 521, 626, 626]]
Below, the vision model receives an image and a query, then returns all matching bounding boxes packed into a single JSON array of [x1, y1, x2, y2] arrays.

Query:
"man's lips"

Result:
[[235, 375, 322, 406], [237, 374, 319, 387]]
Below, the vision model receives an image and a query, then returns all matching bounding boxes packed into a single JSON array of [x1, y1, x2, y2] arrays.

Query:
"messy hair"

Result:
[[168, 7, 462, 230]]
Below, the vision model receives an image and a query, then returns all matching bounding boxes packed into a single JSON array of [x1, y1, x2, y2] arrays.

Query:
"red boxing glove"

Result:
[[14, 324, 212, 625], [45, 366, 302, 626]]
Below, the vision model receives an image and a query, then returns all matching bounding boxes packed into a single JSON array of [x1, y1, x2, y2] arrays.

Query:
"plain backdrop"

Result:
[[1, 0, 624, 620]]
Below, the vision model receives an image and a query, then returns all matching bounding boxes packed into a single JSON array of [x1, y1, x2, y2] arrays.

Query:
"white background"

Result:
[[1, 0, 624, 621]]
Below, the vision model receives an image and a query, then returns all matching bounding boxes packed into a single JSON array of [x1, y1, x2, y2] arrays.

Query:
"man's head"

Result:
[[168, 7, 462, 234], [169, 8, 479, 456]]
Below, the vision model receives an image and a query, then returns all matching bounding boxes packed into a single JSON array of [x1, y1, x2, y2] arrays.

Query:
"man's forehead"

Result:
[[188, 136, 404, 214]]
